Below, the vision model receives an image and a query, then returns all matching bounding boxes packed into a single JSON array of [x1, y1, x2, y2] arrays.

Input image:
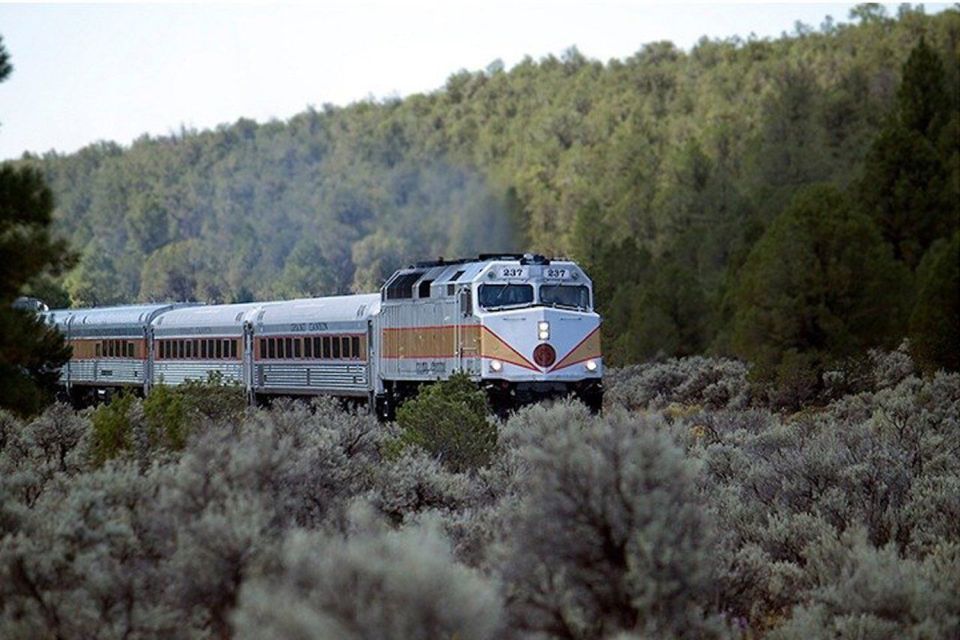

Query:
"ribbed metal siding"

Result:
[[152, 362, 244, 386], [68, 359, 145, 386], [257, 362, 369, 394]]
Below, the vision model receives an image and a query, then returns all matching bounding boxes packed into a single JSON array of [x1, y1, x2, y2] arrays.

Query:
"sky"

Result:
[[0, 2, 945, 160]]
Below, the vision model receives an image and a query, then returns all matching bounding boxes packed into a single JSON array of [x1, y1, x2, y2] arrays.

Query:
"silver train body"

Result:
[[42, 255, 603, 415]]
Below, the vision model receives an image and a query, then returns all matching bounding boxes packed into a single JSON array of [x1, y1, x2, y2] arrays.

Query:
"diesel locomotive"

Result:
[[41, 254, 603, 416]]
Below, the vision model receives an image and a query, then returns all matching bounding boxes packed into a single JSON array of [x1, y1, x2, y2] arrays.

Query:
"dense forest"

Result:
[[14, 5, 958, 390]]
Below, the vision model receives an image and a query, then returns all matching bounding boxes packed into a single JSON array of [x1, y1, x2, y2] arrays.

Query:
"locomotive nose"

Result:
[[533, 343, 556, 367]]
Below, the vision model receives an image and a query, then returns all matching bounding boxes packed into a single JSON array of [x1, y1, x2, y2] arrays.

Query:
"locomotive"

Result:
[[41, 254, 603, 416]]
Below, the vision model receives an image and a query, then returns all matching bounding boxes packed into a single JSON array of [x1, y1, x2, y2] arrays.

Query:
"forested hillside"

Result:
[[18, 5, 960, 378]]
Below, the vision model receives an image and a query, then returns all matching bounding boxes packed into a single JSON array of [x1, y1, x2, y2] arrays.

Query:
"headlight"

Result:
[[538, 321, 550, 341], [489, 359, 503, 372], [585, 359, 598, 372]]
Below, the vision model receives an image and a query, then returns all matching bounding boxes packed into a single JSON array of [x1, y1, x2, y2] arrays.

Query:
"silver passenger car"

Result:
[[44, 303, 190, 396], [150, 302, 269, 389], [252, 294, 380, 399]]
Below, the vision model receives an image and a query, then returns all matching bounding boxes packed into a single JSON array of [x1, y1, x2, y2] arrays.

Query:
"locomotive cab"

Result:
[[376, 254, 603, 415], [472, 256, 603, 413]]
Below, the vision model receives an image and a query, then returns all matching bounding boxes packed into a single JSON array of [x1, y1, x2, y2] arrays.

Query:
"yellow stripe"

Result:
[[551, 328, 601, 371]]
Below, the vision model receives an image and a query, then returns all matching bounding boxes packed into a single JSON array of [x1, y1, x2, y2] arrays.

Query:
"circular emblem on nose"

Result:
[[533, 343, 556, 368]]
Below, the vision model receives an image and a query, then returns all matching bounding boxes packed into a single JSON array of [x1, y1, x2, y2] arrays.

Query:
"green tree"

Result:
[[908, 232, 960, 373], [858, 38, 956, 268], [586, 238, 653, 366], [138, 239, 203, 301], [350, 230, 408, 293], [63, 241, 127, 307], [273, 237, 339, 299], [628, 255, 711, 361], [126, 193, 173, 254], [0, 37, 75, 415], [729, 184, 909, 401]]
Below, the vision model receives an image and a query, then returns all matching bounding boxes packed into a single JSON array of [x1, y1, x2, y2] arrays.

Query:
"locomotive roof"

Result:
[[381, 254, 586, 300], [41, 308, 72, 330]]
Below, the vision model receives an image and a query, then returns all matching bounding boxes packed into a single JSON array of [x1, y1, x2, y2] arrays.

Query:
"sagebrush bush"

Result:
[[396, 372, 497, 472], [770, 531, 960, 639], [233, 507, 503, 640], [499, 402, 726, 639], [1, 357, 957, 639], [606, 356, 751, 412]]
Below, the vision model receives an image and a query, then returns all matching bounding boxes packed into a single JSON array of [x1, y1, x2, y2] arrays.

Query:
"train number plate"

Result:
[[497, 266, 529, 279], [544, 267, 571, 279]]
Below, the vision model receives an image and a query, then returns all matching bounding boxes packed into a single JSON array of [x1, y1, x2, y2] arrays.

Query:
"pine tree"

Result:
[[858, 38, 956, 268], [909, 232, 960, 372], [0, 39, 75, 415], [730, 184, 909, 401]]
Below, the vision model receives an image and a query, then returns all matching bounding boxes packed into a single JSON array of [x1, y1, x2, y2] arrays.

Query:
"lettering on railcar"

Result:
[[290, 322, 329, 332], [415, 361, 447, 374]]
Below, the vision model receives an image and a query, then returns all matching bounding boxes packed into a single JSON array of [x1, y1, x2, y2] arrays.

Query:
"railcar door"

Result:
[[455, 287, 475, 373], [243, 321, 255, 404]]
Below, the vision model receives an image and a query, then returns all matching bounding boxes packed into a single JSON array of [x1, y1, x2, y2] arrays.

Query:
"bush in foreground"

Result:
[[1, 355, 958, 639], [234, 510, 502, 640], [395, 372, 496, 472], [499, 402, 727, 639]]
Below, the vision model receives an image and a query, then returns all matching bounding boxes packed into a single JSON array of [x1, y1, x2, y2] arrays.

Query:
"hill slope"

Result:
[[20, 6, 960, 366]]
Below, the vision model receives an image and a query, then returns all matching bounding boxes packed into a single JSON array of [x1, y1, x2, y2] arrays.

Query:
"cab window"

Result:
[[478, 284, 534, 310], [540, 285, 591, 310]]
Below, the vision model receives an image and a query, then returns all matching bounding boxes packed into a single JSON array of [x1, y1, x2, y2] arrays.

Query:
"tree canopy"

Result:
[[729, 184, 909, 403], [0, 37, 75, 415]]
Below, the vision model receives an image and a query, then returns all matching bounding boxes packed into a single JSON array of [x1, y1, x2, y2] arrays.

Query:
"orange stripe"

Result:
[[480, 326, 539, 371], [550, 326, 601, 372], [382, 325, 480, 359]]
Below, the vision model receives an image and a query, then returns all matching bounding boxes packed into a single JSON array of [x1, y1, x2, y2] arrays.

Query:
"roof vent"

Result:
[[519, 254, 550, 265]]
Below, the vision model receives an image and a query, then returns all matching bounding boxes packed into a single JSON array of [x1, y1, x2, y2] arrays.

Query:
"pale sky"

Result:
[[0, 2, 941, 160]]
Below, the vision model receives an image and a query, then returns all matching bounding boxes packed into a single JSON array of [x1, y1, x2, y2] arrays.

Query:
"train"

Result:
[[41, 254, 603, 417]]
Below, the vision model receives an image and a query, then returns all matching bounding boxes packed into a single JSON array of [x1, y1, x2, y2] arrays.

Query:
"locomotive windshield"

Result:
[[478, 284, 534, 310], [540, 285, 591, 310]]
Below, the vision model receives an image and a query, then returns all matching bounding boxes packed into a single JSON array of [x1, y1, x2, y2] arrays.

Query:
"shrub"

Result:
[[395, 372, 497, 472], [770, 531, 960, 639], [499, 403, 725, 639], [142, 383, 187, 450], [605, 357, 751, 412], [176, 371, 247, 423], [0, 461, 175, 639], [144, 372, 247, 452], [89, 391, 136, 465], [233, 509, 503, 640], [371, 448, 477, 525], [1, 357, 957, 639]]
